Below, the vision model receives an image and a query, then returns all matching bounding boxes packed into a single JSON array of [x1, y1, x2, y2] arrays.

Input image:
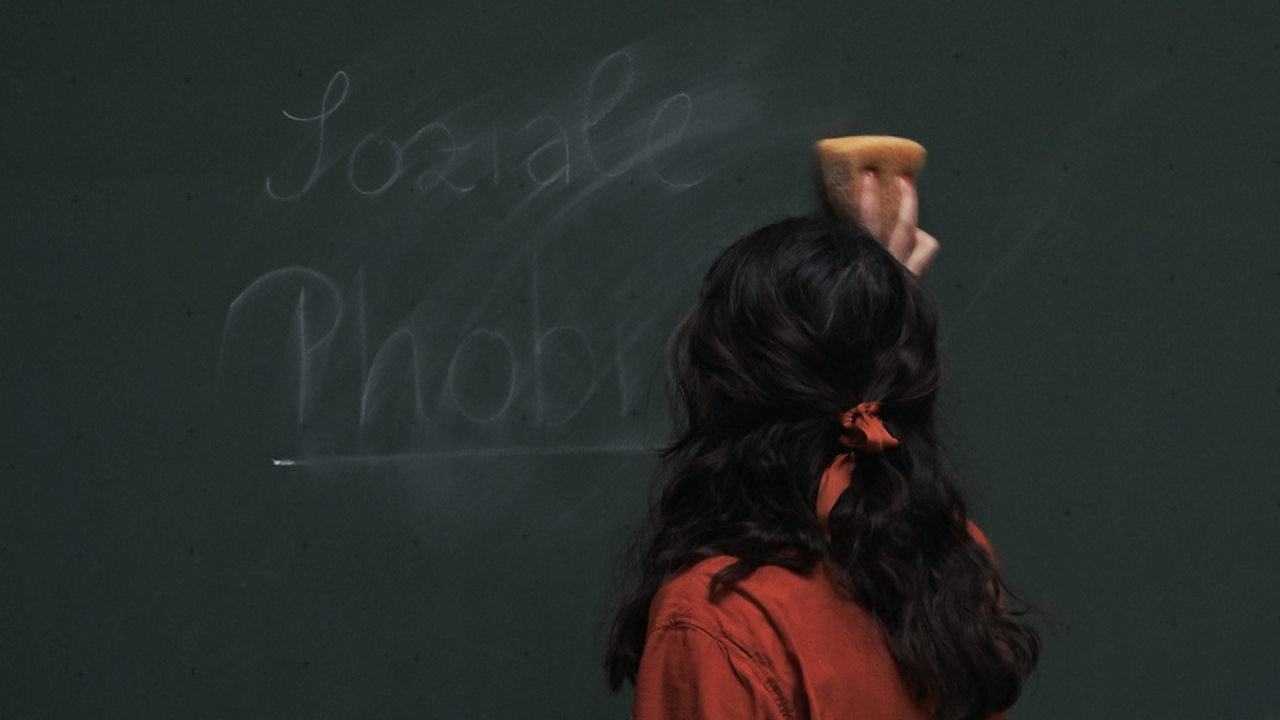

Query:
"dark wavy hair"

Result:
[[605, 216, 1041, 720]]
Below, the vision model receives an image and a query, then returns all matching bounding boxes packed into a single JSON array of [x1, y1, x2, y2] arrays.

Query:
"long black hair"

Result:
[[605, 216, 1041, 720]]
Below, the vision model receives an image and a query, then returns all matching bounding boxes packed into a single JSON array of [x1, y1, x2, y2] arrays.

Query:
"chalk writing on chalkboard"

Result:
[[265, 51, 706, 204], [220, 45, 757, 466], [221, 262, 648, 465]]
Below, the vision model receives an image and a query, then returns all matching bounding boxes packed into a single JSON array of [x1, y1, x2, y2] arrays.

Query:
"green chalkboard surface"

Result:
[[3, 1, 1279, 717]]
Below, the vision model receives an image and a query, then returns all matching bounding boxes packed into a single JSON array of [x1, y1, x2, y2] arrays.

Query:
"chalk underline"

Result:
[[272, 444, 652, 466]]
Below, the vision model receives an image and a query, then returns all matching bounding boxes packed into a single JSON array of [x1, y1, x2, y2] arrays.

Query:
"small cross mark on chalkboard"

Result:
[[188, 545, 196, 554], [737, 174, 745, 184], [519, 415, 528, 424], [187, 428, 194, 437], [183, 74, 192, 83], [408, 418, 417, 426], [1167, 161, 1175, 170], [522, 649, 530, 658], [954, 168, 961, 176], [72, 313, 83, 320], [518, 296, 528, 306], [1063, 394, 1070, 401], [843, 53, 852, 63], [299, 423, 308, 431], [953, 51, 962, 61], [1060, 48, 1069, 57], [185, 192, 192, 201], [522, 531, 529, 540], [185, 308, 195, 318], [628, 409, 639, 419], [1061, 164, 1069, 173], [411, 536, 419, 546], [301, 541, 309, 551], [628, 177, 635, 186], [1167, 45, 1175, 54], [71, 194, 80, 204], [412, 654, 421, 663], [303, 659, 310, 669], [296, 70, 303, 79], [74, 431, 84, 440], [190, 665, 196, 675], [75, 550, 84, 559], [1064, 509, 1072, 516], [626, 290, 637, 301], [70, 76, 77, 85], [406, 67, 414, 75], [76, 670, 84, 679]]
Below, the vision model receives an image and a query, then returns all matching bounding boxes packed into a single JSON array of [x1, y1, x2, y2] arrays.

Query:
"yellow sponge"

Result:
[[815, 136, 927, 241]]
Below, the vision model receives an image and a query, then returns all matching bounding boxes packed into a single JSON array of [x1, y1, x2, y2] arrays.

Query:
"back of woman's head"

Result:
[[671, 215, 939, 469], [606, 215, 1040, 720], [660, 215, 954, 597]]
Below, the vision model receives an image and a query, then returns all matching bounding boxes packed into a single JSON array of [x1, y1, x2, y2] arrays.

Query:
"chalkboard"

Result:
[[4, 1, 1279, 717]]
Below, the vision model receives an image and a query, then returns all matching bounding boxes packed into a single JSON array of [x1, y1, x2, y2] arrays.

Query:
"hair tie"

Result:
[[818, 401, 900, 538], [838, 401, 899, 454]]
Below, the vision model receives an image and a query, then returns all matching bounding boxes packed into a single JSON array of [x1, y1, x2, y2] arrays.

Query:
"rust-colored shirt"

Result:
[[632, 521, 1007, 720]]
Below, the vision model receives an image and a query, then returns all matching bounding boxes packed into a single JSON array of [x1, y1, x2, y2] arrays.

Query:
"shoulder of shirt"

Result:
[[647, 556, 831, 634], [964, 519, 998, 560], [645, 556, 824, 674]]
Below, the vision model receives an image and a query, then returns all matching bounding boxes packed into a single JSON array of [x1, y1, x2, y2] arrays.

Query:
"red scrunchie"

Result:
[[818, 402, 899, 537]]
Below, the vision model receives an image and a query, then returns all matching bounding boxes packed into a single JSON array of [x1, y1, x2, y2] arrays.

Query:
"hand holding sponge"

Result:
[[815, 136, 938, 275]]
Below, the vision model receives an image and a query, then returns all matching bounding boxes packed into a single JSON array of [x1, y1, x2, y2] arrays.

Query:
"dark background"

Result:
[[3, 1, 1278, 718]]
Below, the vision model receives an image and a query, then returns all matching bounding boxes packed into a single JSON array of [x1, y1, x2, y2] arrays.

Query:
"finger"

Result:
[[858, 171, 881, 239], [905, 228, 940, 276], [886, 177, 918, 262]]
